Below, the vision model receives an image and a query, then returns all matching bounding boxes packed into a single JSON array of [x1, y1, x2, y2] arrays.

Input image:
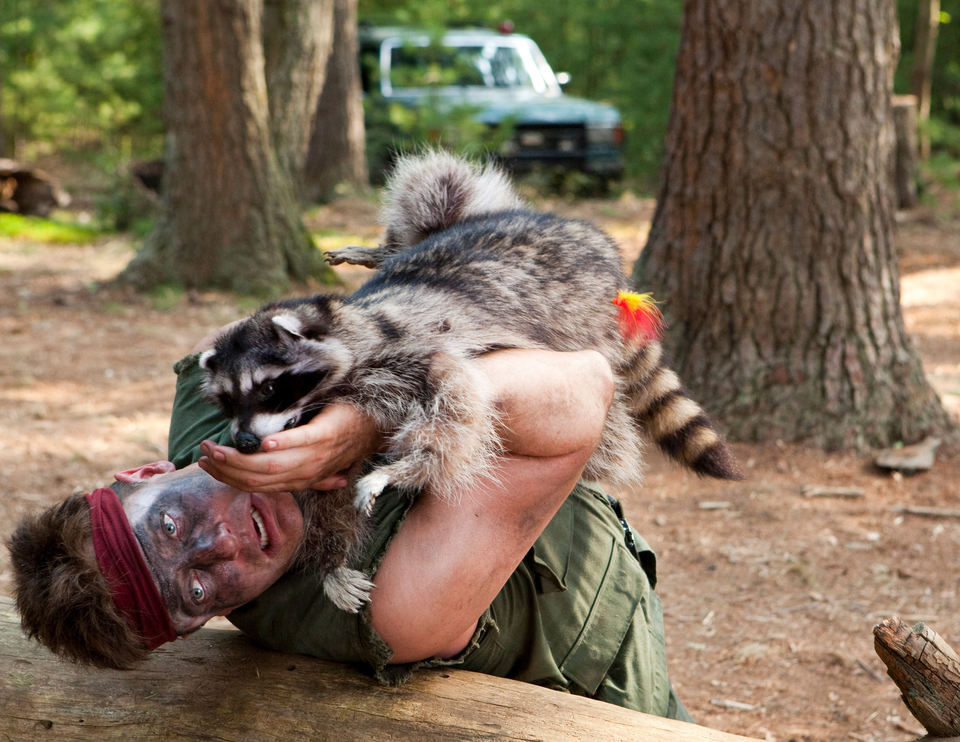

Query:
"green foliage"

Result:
[[896, 0, 960, 192], [925, 150, 960, 192], [897, 1, 960, 124], [0, 0, 164, 159], [94, 169, 159, 235], [146, 283, 185, 311], [0, 213, 102, 243], [4, 0, 960, 189], [921, 151, 960, 220], [927, 115, 960, 158]]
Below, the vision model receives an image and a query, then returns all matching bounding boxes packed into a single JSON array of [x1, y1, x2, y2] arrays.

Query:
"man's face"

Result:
[[119, 463, 304, 634]]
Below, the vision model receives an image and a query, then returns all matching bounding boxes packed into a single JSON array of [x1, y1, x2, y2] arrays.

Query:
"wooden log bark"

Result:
[[0, 598, 755, 741], [874, 616, 960, 738], [0, 159, 70, 216]]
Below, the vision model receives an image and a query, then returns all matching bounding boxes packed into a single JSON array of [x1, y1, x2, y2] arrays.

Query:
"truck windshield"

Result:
[[388, 42, 541, 91]]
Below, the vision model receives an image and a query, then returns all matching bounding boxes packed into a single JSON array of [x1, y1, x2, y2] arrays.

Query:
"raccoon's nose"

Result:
[[234, 432, 262, 454]]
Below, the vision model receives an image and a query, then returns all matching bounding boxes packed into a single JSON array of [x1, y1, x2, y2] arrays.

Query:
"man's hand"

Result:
[[197, 403, 382, 493]]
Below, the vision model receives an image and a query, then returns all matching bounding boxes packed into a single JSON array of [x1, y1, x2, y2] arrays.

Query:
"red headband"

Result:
[[85, 488, 177, 650]]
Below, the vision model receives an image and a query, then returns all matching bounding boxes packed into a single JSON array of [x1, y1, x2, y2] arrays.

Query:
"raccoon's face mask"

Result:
[[199, 310, 352, 454]]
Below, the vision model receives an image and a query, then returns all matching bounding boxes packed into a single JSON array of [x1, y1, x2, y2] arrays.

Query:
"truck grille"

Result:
[[512, 124, 585, 155]]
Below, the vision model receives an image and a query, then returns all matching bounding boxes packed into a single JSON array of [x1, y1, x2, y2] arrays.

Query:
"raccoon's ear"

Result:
[[198, 348, 217, 371], [272, 312, 306, 339]]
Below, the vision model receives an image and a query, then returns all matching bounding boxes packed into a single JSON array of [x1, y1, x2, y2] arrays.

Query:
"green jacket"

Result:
[[168, 353, 690, 720]]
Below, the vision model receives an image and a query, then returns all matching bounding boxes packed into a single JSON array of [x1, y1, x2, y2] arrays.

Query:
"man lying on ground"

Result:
[[8, 334, 691, 721]]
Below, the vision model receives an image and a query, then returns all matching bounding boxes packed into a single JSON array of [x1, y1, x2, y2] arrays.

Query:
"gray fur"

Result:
[[323, 566, 376, 613], [202, 151, 741, 610]]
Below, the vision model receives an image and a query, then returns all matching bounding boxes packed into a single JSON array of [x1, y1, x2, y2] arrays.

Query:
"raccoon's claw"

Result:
[[325, 245, 382, 269], [354, 471, 391, 515], [323, 567, 375, 613]]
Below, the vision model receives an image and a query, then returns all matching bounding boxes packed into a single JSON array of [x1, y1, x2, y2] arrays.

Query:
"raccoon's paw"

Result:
[[323, 567, 376, 613], [354, 471, 391, 515], [325, 245, 383, 268]]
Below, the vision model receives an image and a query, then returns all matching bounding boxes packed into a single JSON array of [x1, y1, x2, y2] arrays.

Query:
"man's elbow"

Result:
[[571, 350, 615, 457]]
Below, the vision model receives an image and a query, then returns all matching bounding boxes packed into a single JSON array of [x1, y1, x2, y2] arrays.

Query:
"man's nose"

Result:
[[193, 523, 240, 562]]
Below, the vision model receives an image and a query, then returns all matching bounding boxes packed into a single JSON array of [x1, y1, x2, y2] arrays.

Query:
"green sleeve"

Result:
[[167, 353, 234, 467]]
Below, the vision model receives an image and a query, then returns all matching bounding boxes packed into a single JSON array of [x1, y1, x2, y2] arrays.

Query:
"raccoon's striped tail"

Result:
[[380, 149, 525, 248], [621, 340, 743, 480]]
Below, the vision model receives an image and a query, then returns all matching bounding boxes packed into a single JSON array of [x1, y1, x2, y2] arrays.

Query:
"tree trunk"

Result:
[[892, 95, 919, 209], [632, 0, 954, 449], [122, 0, 335, 295], [304, 0, 368, 202], [911, 0, 940, 159], [262, 0, 334, 192], [0, 56, 5, 158]]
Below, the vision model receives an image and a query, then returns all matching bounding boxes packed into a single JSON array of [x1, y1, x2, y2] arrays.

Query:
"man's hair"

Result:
[[6, 489, 149, 669]]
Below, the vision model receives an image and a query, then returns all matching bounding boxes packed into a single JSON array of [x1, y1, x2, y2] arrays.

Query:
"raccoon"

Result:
[[200, 150, 741, 608]]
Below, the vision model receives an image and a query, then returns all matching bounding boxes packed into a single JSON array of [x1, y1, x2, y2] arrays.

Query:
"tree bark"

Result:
[[122, 0, 335, 295], [304, 0, 368, 202], [911, 0, 940, 159], [262, 0, 334, 192], [632, 0, 954, 449], [892, 95, 919, 209]]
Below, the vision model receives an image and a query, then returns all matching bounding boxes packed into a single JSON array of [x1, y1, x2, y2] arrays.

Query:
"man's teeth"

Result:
[[251, 507, 269, 549]]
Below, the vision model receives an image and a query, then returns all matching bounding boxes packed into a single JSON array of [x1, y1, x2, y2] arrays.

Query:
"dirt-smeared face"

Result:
[[120, 464, 304, 634]]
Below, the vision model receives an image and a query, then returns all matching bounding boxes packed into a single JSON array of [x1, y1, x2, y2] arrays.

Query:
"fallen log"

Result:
[[0, 159, 70, 216], [0, 597, 755, 741], [874, 616, 960, 738]]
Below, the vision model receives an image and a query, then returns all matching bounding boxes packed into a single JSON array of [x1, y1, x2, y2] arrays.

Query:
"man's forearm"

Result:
[[370, 348, 615, 663]]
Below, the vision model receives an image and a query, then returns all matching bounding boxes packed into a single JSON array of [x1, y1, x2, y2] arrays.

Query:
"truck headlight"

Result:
[[586, 123, 624, 145]]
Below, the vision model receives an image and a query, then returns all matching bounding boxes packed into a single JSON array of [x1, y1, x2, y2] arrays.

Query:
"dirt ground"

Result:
[[1, 191, 958, 742]]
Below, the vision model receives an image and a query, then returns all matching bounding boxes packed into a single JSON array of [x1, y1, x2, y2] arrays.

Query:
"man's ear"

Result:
[[115, 461, 177, 483]]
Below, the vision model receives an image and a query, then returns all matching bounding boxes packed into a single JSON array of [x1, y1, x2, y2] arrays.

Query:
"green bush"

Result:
[[1, 0, 163, 159], [94, 168, 159, 234]]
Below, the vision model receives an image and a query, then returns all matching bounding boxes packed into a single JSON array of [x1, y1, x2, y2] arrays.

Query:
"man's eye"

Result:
[[190, 578, 206, 603], [162, 513, 177, 536], [257, 381, 277, 401]]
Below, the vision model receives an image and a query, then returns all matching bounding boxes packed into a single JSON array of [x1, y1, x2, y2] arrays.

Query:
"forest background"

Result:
[[4, 0, 960, 193], [3, 2, 960, 740]]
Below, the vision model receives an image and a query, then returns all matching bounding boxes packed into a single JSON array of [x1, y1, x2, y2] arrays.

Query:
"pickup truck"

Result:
[[360, 26, 624, 181]]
